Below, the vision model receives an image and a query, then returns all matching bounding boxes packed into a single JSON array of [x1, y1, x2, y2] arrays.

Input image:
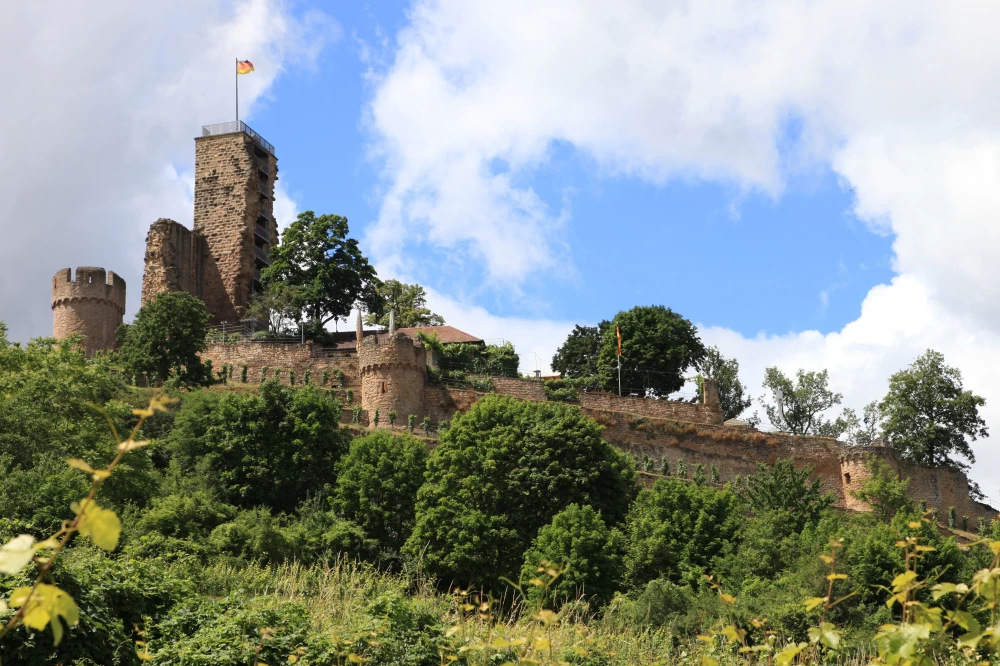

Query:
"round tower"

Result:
[[51, 267, 127, 357], [838, 443, 897, 511], [359, 332, 427, 423]]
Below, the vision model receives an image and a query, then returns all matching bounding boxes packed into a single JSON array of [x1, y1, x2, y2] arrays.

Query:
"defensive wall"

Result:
[[51, 267, 126, 357], [200, 339, 359, 388]]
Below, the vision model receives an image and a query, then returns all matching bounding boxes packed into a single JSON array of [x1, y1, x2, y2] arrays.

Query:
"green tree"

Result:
[[623, 478, 741, 588], [850, 454, 913, 523], [331, 431, 428, 553], [695, 346, 752, 420], [879, 350, 988, 470], [364, 279, 444, 328], [761, 367, 850, 436], [737, 459, 835, 531], [439, 342, 520, 378], [520, 504, 624, 608], [403, 395, 637, 590], [596, 306, 706, 395], [245, 281, 303, 335], [551, 322, 609, 379], [842, 400, 884, 447], [167, 381, 349, 513], [116, 291, 210, 384], [263, 211, 381, 329]]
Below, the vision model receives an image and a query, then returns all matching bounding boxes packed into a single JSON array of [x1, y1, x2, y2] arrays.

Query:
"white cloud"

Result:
[[366, 0, 1000, 501], [0, 0, 336, 342], [273, 181, 301, 231]]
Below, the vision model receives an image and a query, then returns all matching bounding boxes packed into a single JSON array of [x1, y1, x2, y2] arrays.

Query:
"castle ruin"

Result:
[[51, 266, 126, 357]]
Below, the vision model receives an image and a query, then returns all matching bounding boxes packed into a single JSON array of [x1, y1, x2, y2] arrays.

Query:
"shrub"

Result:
[[624, 477, 741, 589], [134, 491, 238, 541], [660, 458, 670, 476], [331, 431, 428, 554], [520, 504, 624, 608], [388, 410, 397, 427], [346, 388, 354, 404], [850, 454, 913, 524], [374, 409, 380, 427], [352, 405, 363, 423], [289, 370, 296, 386], [407, 414, 416, 432], [261, 366, 269, 382], [167, 382, 349, 513], [738, 459, 835, 531], [322, 370, 330, 386], [421, 417, 431, 435], [404, 394, 637, 590], [335, 369, 345, 387], [303, 370, 311, 385], [240, 364, 248, 383]]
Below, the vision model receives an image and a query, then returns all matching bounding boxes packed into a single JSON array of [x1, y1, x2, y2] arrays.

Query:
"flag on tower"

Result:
[[237, 60, 254, 75], [616, 327, 622, 356]]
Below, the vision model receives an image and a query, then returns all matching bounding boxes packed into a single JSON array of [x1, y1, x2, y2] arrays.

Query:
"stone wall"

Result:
[[141, 219, 208, 307], [200, 340, 358, 387], [51, 266, 126, 357], [192, 132, 277, 324], [578, 390, 724, 426], [359, 333, 427, 420]]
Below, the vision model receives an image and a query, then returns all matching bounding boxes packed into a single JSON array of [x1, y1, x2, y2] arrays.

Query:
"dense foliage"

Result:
[[436, 341, 520, 378], [551, 322, 608, 380], [596, 305, 706, 395], [115, 291, 210, 384], [166, 381, 348, 513], [403, 394, 636, 590], [761, 367, 852, 436]]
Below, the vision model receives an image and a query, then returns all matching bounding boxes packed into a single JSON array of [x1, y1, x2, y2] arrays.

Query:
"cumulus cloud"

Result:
[[367, 0, 1000, 500], [0, 0, 335, 341]]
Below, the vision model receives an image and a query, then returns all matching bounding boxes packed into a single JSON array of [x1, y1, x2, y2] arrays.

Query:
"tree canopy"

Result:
[[879, 349, 988, 470], [116, 291, 210, 384], [403, 394, 637, 590], [363, 279, 444, 329], [761, 367, 851, 436], [263, 211, 381, 327], [737, 459, 835, 532], [596, 306, 705, 395], [551, 322, 608, 380], [696, 346, 752, 420]]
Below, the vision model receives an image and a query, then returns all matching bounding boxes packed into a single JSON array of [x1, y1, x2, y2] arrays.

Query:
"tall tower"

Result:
[[51, 267, 126, 357], [359, 333, 427, 421], [193, 121, 278, 324]]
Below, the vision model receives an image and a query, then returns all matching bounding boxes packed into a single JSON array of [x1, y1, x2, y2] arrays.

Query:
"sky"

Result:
[[1, 0, 998, 504]]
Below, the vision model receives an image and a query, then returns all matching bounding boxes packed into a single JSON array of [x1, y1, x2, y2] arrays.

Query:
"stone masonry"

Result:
[[141, 219, 209, 306], [51, 267, 126, 357], [358, 332, 427, 421]]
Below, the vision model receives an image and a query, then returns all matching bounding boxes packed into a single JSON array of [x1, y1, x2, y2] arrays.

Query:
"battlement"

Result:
[[358, 332, 428, 375], [838, 443, 896, 465], [51, 266, 126, 313]]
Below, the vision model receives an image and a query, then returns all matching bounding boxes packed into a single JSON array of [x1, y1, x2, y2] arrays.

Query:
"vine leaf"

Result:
[[9, 584, 80, 645], [0, 534, 37, 575], [71, 501, 122, 551]]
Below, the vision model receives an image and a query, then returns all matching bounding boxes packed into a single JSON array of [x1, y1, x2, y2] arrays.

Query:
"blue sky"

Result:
[[248, 0, 895, 339]]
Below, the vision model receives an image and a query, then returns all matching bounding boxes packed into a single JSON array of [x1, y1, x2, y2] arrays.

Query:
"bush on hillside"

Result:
[[167, 381, 349, 513], [403, 394, 637, 590], [331, 431, 428, 554], [520, 504, 624, 608], [116, 291, 211, 385], [624, 477, 741, 589]]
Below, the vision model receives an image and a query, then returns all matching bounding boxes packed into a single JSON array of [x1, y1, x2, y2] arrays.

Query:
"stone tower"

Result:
[[51, 267, 126, 357], [193, 122, 278, 323], [359, 333, 427, 421], [839, 444, 897, 512]]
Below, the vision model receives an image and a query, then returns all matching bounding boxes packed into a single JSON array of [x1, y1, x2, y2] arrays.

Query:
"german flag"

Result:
[[237, 60, 254, 75]]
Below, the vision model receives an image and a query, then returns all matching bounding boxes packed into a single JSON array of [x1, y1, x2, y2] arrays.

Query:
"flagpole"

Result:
[[617, 353, 621, 397], [235, 58, 239, 125]]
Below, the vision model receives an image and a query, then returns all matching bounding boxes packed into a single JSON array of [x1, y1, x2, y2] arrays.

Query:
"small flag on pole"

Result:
[[237, 60, 254, 75], [616, 327, 622, 356]]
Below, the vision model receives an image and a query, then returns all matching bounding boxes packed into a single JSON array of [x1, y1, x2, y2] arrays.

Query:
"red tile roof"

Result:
[[325, 325, 482, 351]]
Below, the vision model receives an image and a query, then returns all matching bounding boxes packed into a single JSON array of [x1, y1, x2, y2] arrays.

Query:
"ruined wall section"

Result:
[[193, 132, 277, 324], [51, 267, 126, 357], [359, 333, 427, 421], [141, 219, 208, 306], [199, 341, 358, 387]]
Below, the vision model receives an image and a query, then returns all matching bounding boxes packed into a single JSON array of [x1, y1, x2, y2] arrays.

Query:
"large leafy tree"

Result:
[[263, 211, 382, 327], [167, 381, 349, 513], [761, 367, 851, 436], [695, 346, 752, 420], [403, 394, 637, 590], [551, 322, 609, 379], [879, 349, 988, 470], [596, 306, 706, 395], [116, 291, 210, 384], [623, 478, 741, 589], [363, 279, 444, 329], [330, 431, 428, 553], [850, 454, 913, 523]]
